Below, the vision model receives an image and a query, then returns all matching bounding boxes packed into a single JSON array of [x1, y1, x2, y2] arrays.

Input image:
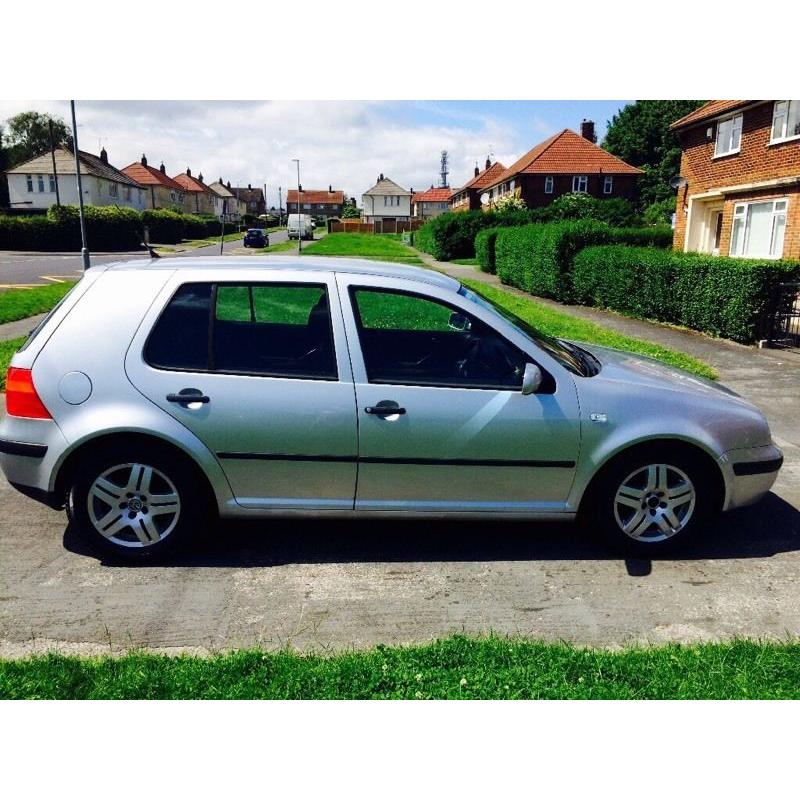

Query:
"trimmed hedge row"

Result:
[[0, 206, 238, 251], [494, 221, 672, 302], [475, 227, 501, 273], [572, 246, 800, 343]]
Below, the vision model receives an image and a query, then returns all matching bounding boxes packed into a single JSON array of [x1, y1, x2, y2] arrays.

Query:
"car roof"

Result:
[[96, 256, 462, 292]]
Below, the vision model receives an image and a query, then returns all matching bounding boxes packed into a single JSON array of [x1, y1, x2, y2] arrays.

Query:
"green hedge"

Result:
[[494, 221, 672, 302], [142, 209, 185, 243], [573, 245, 800, 343], [475, 227, 501, 273]]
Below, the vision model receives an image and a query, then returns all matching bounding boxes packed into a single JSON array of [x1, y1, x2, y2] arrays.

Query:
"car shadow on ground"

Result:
[[63, 491, 800, 575]]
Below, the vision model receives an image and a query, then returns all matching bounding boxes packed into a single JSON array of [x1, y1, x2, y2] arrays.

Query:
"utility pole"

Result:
[[292, 159, 301, 253], [278, 186, 282, 226], [70, 101, 90, 270], [48, 119, 61, 207], [263, 182, 268, 230]]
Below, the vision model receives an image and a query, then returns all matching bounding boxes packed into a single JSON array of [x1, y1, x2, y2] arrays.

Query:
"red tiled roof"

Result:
[[458, 161, 506, 192], [412, 187, 453, 203], [172, 171, 212, 193], [122, 162, 186, 192], [491, 129, 642, 186], [669, 101, 754, 130], [287, 188, 344, 204]]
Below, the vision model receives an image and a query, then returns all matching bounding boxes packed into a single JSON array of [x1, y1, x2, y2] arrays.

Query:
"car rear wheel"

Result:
[[69, 445, 206, 560], [585, 446, 716, 555]]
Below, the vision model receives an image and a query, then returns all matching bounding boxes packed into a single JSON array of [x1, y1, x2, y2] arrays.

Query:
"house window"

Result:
[[124, 185, 131, 201], [37, 175, 45, 192], [603, 176, 613, 194], [109, 182, 118, 198], [544, 176, 554, 194], [304, 203, 312, 209], [714, 114, 743, 157], [48, 175, 56, 193], [572, 175, 588, 193], [730, 199, 788, 259], [771, 100, 800, 143], [26, 175, 33, 192]]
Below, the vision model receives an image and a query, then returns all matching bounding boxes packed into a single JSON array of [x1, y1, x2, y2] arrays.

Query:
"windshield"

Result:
[[458, 285, 590, 376]]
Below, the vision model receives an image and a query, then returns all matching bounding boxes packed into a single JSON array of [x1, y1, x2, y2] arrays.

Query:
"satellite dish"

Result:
[[480, 192, 490, 204], [669, 176, 688, 189]]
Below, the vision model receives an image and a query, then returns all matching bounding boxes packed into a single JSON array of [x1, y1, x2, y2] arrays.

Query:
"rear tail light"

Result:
[[5, 367, 52, 419]]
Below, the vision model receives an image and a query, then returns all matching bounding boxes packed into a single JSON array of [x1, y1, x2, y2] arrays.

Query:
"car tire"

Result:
[[582, 445, 717, 556], [69, 443, 210, 561]]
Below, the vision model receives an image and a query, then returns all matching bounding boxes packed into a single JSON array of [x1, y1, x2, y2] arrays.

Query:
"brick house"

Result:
[[121, 155, 186, 211], [450, 158, 506, 212], [411, 186, 453, 218], [207, 179, 240, 222], [172, 168, 215, 215], [670, 100, 800, 260], [482, 123, 642, 209], [286, 186, 344, 219], [231, 184, 266, 217]]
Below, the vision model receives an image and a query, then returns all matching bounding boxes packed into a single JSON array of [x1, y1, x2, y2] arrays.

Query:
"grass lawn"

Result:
[[1, 636, 798, 699], [0, 281, 76, 325], [302, 233, 423, 264], [0, 336, 26, 389], [461, 279, 718, 380], [451, 258, 479, 266]]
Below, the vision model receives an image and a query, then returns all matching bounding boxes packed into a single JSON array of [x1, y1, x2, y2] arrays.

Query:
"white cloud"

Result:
[[0, 100, 524, 209]]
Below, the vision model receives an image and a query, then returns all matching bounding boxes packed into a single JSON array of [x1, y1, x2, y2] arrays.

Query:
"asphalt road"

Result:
[[0, 229, 292, 286]]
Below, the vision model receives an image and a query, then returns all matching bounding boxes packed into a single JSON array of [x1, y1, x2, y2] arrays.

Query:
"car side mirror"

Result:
[[521, 363, 543, 395], [448, 312, 471, 332]]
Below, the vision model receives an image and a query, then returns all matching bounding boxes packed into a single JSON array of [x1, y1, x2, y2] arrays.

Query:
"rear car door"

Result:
[[125, 269, 358, 509], [337, 274, 581, 513]]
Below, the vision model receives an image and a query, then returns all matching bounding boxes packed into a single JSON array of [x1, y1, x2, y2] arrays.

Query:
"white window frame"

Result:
[[572, 175, 588, 193], [729, 198, 788, 259], [544, 176, 554, 194], [714, 113, 743, 158], [26, 175, 33, 192], [770, 100, 800, 145], [603, 176, 613, 194]]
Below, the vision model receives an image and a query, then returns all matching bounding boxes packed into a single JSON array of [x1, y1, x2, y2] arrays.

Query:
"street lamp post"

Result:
[[70, 100, 90, 270], [292, 158, 301, 253]]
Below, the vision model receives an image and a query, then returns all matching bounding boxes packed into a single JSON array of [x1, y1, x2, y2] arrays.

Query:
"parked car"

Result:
[[243, 228, 269, 248], [287, 214, 314, 240], [0, 258, 782, 560]]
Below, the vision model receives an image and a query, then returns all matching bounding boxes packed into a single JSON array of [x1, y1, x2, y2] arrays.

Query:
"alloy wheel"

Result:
[[613, 463, 696, 543], [87, 463, 181, 548]]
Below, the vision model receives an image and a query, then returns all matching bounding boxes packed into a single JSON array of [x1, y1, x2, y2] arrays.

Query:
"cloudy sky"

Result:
[[0, 100, 630, 208]]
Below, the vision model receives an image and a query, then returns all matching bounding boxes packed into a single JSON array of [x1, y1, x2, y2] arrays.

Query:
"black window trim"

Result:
[[143, 279, 340, 382], [347, 284, 554, 393]]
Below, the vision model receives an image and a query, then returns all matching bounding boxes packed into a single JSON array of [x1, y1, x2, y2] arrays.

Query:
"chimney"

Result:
[[379, 173, 384, 181], [100, 147, 108, 164], [248, 183, 252, 190], [186, 167, 192, 176], [160, 162, 166, 174], [226, 181, 231, 189], [474, 163, 480, 177], [141, 154, 148, 166], [219, 177, 223, 185], [581, 119, 596, 142], [485, 157, 491, 170], [198, 172, 204, 183], [329, 184, 332, 193]]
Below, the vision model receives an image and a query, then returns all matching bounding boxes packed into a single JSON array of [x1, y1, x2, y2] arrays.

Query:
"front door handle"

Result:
[[365, 401, 406, 416], [167, 389, 210, 406]]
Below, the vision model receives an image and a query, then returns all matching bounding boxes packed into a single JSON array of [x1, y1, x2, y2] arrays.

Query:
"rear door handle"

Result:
[[167, 389, 210, 406], [365, 401, 406, 416]]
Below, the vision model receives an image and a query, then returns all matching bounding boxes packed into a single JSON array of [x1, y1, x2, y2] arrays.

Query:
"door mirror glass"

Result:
[[447, 311, 471, 332], [521, 363, 543, 395]]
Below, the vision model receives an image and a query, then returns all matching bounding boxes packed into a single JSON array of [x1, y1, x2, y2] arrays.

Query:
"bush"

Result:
[[643, 198, 677, 226], [475, 227, 501, 273], [47, 205, 144, 251], [548, 192, 640, 227], [142, 209, 185, 244], [573, 245, 800, 343]]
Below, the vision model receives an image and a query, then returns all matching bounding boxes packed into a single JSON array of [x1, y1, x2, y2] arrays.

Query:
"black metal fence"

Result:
[[767, 282, 800, 348]]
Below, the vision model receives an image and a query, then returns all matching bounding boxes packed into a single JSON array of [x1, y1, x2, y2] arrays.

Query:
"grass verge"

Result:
[[1, 636, 798, 699], [0, 336, 26, 388], [451, 258, 479, 266], [0, 281, 76, 325], [461, 279, 718, 380], [302, 233, 423, 264]]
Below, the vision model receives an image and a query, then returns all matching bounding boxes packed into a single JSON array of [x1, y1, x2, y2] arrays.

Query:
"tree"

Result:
[[2, 110, 72, 168], [491, 192, 527, 212], [341, 199, 360, 218], [603, 100, 705, 208]]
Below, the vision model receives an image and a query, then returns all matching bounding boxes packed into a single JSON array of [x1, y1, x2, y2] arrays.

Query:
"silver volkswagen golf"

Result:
[[0, 256, 783, 559]]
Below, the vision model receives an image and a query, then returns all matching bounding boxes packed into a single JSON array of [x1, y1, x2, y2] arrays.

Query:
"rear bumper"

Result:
[[719, 444, 783, 511]]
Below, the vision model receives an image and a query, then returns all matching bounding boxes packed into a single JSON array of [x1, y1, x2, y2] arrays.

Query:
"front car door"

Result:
[[336, 274, 581, 514], [126, 268, 357, 510]]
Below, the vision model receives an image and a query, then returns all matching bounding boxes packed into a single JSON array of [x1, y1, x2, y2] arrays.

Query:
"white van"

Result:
[[287, 214, 314, 240]]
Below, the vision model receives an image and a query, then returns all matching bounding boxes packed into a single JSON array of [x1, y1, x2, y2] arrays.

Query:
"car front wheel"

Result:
[[586, 447, 717, 555]]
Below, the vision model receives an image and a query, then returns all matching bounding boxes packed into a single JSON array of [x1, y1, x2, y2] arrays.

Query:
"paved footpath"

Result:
[[1, 255, 799, 656]]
